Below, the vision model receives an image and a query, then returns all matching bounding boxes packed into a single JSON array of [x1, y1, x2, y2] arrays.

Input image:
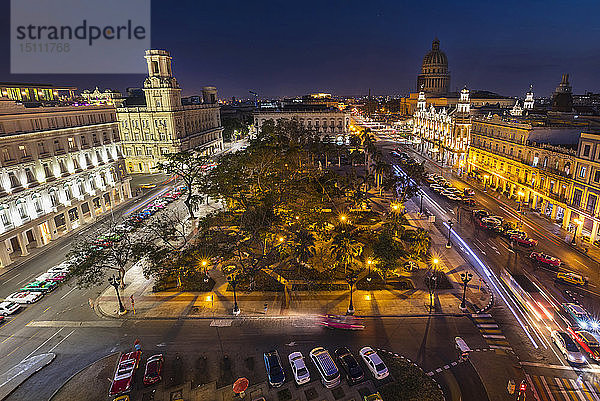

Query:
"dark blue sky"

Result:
[[1, 0, 600, 99]]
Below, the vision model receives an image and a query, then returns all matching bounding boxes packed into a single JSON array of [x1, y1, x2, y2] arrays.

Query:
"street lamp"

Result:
[[227, 274, 240, 315], [346, 270, 359, 315], [339, 214, 348, 224], [108, 275, 127, 315], [460, 271, 473, 310], [483, 174, 490, 192], [446, 220, 453, 248], [419, 190, 424, 214], [572, 218, 583, 245], [366, 259, 373, 282]]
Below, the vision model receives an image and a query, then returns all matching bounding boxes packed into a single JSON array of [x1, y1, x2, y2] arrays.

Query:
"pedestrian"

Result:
[[264, 303, 268, 314], [88, 298, 94, 310]]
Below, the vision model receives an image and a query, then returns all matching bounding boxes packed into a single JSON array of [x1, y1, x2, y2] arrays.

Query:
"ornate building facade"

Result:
[[416, 39, 450, 95], [412, 87, 471, 169], [117, 50, 224, 174], [0, 95, 131, 268]]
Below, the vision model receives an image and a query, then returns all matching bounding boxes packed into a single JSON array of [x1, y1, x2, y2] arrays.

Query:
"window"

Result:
[[8, 172, 21, 189], [152, 61, 159, 74], [580, 166, 587, 178], [0, 208, 11, 227], [594, 170, 600, 183], [54, 139, 63, 152], [49, 189, 58, 207], [38, 141, 47, 155], [43, 163, 53, 180], [18, 145, 29, 158], [586, 194, 597, 214], [145, 148, 152, 156], [573, 188, 583, 207], [64, 185, 72, 201], [17, 202, 28, 220], [68, 137, 75, 150], [33, 196, 43, 213], [1, 147, 11, 161], [583, 144, 591, 157], [24, 168, 36, 184]]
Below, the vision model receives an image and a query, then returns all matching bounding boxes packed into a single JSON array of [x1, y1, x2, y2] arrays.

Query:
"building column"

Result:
[[590, 220, 600, 244], [100, 195, 107, 213], [77, 203, 85, 223], [550, 203, 559, 220], [48, 217, 58, 240], [561, 208, 572, 229], [64, 211, 73, 233], [32, 225, 43, 247], [16, 231, 29, 256]]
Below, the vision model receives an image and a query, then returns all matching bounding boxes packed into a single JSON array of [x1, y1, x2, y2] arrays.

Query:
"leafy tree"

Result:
[[66, 221, 142, 288], [156, 151, 211, 219], [372, 228, 404, 280], [290, 227, 316, 265]]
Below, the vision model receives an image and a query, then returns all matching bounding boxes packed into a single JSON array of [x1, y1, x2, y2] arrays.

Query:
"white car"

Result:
[[359, 347, 389, 379], [288, 352, 310, 385], [47, 261, 71, 274], [0, 301, 20, 316], [5, 291, 43, 304], [551, 330, 586, 364]]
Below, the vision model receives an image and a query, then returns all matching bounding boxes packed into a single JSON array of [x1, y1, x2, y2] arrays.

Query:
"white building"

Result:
[[116, 50, 224, 174], [412, 87, 472, 169], [0, 95, 131, 268], [81, 87, 122, 105], [254, 106, 350, 143]]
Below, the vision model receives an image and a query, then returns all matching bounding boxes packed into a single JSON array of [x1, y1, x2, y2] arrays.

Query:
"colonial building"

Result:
[[0, 93, 131, 268], [81, 87, 122, 105], [417, 39, 450, 95], [412, 87, 471, 169], [116, 50, 224, 174], [571, 133, 600, 243], [254, 104, 350, 143], [467, 115, 588, 235]]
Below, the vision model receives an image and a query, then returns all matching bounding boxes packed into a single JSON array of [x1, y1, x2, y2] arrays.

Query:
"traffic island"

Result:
[[0, 353, 55, 400], [377, 351, 445, 401]]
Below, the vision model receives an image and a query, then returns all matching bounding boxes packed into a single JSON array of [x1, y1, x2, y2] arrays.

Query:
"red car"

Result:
[[510, 233, 538, 247], [571, 330, 600, 363], [320, 315, 365, 330], [143, 354, 164, 386], [109, 350, 142, 396], [530, 252, 561, 268]]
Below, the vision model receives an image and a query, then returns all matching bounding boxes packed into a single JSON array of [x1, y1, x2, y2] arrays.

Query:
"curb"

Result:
[[47, 352, 119, 401], [474, 276, 494, 314], [92, 310, 474, 321], [376, 348, 446, 401]]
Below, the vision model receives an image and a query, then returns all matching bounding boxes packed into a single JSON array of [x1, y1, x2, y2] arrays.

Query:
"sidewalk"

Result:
[[96, 201, 492, 320]]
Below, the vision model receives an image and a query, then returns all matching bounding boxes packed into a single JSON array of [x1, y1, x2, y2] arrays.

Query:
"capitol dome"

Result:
[[417, 39, 450, 95]]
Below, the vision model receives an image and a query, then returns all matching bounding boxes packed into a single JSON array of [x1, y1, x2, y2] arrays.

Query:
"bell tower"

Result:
[[143, 50, 182, 110], [524, 85, 534, 110], [457, 86, 470, 114], [417, 86, 427, 112]]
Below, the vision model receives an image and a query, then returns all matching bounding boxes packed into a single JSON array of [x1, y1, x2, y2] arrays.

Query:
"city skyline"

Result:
[[1, 1, 600, 98]]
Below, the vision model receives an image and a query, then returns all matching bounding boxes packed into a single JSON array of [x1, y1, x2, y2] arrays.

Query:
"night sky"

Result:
[[1, 1, 599, 99]]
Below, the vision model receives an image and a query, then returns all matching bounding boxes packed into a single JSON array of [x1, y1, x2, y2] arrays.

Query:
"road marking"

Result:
[[59, 287, 77, 300], [482, 334, 506, 339], [525, 374, 543, 401], [443, 365, 449, 369], [47, 329, 75, 353], [488, 345, 513, 350], [27, 320, 123, 328], [21, 328, 62, 361], [435, 368, 442, 373], [210, 319, 233, 327], [539, 375, 557, 401], [521, 361, 600, 373], [476, 323, 499, 328], [572, 378, 593, 401], [2, 275, 19, 284], [583, 381, 600, 401], [42, 307, 51, 313]]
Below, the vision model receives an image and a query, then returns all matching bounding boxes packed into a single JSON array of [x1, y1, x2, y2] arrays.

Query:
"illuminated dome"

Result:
[[417, 39, 450, 95]]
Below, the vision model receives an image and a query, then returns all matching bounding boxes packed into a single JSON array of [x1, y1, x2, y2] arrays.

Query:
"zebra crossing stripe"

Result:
[[554, 377, 570, 401], [477, 323, 499, 328], [526, 374, 543, 401], [482, 334, 506, 339], [568, 378, 589, 401], [435, 368, 442, 373], [583, 381, 600, 401], [540, 376, 557, 401], [488, 345, 513, 350], [426, 372, 434, 376], [532, 375, 550, 401]]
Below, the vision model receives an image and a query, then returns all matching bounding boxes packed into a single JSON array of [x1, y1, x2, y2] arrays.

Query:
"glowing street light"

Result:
[[339, 214, 348, 223]]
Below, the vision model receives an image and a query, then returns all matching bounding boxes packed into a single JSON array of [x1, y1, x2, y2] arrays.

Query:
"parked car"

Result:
[[5, 291, 43, 304], [109, 350, 142, 397], [556, 272, 588, 286], [530, 252, 562, 268], [551, 330, 586, 364], [572, 330, 600, 363], [47, 261, 71, 274], [310, 347, 340, 388], [364, 393, 383, 401], [36, 272, 66, 282], [359, 347, 389, 379], [0, 301, 21, 316], [288, 352, 310, 385], [462, 197, 476, 206], [472, 210, 489, 220], [19, 280, 58, 293], [464, 188, 475, 196], [264, 350, 285, 387], [115, 223, 134, 233], [503, 229, 524, 239], [143, 354, 164, 386], [334, 347, 364, 384]]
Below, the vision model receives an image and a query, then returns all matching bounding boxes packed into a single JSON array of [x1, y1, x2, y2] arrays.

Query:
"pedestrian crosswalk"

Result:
[[527, 373, 600, 401], [471, 313, 514, 352]]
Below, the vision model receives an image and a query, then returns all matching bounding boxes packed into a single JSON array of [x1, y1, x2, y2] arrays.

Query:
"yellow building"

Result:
[[466, 115, 600, 241]]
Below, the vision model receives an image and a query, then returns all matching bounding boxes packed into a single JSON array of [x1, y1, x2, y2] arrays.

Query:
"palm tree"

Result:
[[373, 160, 390, 196], [292, 228, 316, 265], [330, 225, 363, 274]]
